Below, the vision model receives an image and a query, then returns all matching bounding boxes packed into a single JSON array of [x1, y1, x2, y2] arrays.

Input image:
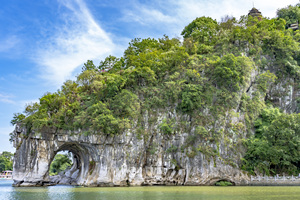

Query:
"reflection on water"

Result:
[[1, 180, 300, 200]]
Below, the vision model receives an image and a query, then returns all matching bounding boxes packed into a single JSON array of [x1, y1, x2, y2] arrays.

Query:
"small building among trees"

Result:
[[248, 7, 262, 20]]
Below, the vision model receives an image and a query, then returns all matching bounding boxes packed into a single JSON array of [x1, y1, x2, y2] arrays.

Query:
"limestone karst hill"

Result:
[[11, 5, 300, 186]]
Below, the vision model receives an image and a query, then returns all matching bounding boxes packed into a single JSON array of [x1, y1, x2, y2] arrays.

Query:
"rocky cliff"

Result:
[[12, 117, 250, 187]]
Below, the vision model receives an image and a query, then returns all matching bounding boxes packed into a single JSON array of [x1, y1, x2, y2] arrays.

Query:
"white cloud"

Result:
[[0, 93, 38, 109], [0, 93, 15, 104], [33, 0, 115, 87]]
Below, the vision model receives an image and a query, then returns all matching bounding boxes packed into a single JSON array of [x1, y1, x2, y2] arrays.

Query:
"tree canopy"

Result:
[[277, 4, 300, 26], [243, 107, 300, 175]]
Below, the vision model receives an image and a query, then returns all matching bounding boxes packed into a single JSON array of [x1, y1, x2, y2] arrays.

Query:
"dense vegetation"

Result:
[[0, 151, 13, 172], [242, 107, 300, 175], [49, 153, 72, 176], [11, 4, 300, 175]]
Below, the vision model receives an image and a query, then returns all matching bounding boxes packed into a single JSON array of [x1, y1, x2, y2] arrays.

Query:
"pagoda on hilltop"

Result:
[[248, 7, 262, 21]]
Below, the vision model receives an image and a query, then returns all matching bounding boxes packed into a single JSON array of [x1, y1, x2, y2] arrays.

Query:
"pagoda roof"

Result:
[[248, 7, 262, 16]]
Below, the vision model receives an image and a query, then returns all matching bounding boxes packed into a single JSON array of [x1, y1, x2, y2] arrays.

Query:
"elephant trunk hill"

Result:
[[11, 6, 300, 186]]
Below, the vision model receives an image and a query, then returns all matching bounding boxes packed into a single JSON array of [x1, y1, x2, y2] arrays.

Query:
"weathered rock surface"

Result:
[[12, 123, 249, 187]]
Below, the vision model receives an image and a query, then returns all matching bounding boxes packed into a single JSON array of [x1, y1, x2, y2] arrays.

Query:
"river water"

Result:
[[1, 180, 300, 200]]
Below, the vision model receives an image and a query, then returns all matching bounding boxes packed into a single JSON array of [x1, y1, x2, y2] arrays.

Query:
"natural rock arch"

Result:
[[12, 125, 249, 187], [48, 142, 88, 185], [12, 126, 103, 186], [212, 179, 236, 186]]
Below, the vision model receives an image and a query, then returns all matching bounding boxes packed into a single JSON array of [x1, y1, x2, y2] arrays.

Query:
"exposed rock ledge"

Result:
[[12, 124, 249, 187]]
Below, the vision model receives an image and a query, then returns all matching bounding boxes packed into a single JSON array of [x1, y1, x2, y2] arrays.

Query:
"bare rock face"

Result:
[[12, 123, 249, 187], [268, 77, 300, 113]]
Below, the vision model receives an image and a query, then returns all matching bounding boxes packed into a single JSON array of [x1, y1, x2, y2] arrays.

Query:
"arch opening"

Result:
[[49, 150, 73, 176], [214, 179, 235, 186], [49, 142, 86, 185]]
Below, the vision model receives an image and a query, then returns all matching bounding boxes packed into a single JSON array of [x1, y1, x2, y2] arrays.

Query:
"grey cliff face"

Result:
[[12, 123, 249, 187]]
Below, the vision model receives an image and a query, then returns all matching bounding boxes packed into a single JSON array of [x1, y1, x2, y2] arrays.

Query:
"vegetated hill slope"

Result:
[[12, 5, 300, 176]]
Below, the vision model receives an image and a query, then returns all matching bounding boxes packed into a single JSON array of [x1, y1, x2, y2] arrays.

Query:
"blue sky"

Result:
[[0, 0, 299, 152]]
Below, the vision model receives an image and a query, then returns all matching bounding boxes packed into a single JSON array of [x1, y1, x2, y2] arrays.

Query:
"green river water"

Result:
[[1, 180, 300, 200]]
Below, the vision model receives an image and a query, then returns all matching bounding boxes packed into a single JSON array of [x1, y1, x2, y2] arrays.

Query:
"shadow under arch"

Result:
[[213, 179, 235, 186], [206, 177, 236, 186]]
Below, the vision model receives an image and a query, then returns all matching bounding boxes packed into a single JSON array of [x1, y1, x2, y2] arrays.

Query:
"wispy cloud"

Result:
[[0, 93, 15, 104], [33, 0, 115, 87], [0, 35, 20, 53], [120, 0, 299, 37], [122, 3, 176, 25]]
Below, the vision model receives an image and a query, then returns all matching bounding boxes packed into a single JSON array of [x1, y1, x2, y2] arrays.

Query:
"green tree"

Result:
[[277, 4, 300, 27], [110, 89, 140, 119], [10, 113, 25, 125], [0, 151, 13, 172], [82, 60, 96, 72], [181, 16, 218, 42], [213, 54, 253, 92], [49, 153, 72, 175], [99, 55, 125, 72], [181, 16, 219, 54], [243, 107, 300, 175]]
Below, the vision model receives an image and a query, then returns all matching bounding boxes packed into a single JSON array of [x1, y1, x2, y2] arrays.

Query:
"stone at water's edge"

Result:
[[11, 122, 249, 187]]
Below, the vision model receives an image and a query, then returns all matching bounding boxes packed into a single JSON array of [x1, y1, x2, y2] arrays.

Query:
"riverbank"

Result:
[[249, 175, 300, 186], [2, 180, 300, 200], [13, 175, 300, 187]]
